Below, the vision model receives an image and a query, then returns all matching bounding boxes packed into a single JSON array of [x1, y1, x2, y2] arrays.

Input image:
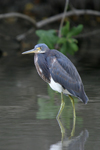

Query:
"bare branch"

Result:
[[0, 9, 100, 28], [0, 12, 37, 27], [37, 9, 100, 27], [1, 9, 100, 41]]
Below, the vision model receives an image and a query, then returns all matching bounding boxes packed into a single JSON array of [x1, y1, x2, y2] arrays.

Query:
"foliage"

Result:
[[36, 29, 58, 49], [36, 21, 83, 55]]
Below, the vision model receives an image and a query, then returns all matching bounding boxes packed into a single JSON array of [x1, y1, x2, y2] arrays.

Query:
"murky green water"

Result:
[[0, 54, 100, 150]]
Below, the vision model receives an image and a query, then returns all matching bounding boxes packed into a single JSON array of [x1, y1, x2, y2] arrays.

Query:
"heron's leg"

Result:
[[56, 92, 65, 119], [68, 95, 76, 137], [68, 95, 76, 118]]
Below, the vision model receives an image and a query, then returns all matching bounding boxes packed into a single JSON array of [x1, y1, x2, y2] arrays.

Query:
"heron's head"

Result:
[[22, 43, 49, 55]]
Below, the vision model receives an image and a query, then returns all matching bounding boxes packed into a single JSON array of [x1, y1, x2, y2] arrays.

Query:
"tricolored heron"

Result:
[[22, 43, 89, 118]]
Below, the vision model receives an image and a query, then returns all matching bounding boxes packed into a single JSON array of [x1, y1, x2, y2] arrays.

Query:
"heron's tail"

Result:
[[79, 86, 89, 104], [80, 92, 89, 104]]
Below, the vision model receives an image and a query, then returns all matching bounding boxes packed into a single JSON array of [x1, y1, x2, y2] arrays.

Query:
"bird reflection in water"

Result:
[[57, 112, 76, 142], [37, 86, 76, 141], [49, 129, 89, 150]]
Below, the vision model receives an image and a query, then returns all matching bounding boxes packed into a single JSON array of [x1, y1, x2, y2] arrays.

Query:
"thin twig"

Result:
[[16, 28, 35, 41], [58, 0, 69, 38], [75, 29, 100, 38]]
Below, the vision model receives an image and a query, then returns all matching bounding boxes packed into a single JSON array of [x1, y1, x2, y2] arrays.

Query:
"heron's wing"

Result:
[[47, 53, 83, 99]]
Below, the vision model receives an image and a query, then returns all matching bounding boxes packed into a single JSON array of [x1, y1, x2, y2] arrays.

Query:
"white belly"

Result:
[[49, 77, 72, 95], [49, 77, 63, 93]]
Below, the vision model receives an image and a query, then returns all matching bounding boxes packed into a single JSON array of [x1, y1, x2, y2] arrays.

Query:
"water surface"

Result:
[[0, 55, 100, 150]]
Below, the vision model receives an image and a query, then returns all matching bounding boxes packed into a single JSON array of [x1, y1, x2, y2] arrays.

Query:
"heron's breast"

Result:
[[34, 54, 50, 83]]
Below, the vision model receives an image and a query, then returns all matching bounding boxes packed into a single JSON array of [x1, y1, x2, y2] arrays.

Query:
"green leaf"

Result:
[[67, 24, 83, 38], [61, 21, 70, 36], [57, 37, 67, 44], [66, 42, 78, 55], [36, 30, 44, 37], [71, 38, 78, 43], [60, 43, 67, 55], [70, 43, 78, 51]]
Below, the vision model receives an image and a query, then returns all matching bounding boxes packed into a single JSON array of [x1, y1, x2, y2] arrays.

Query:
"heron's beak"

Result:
[[22, 47, 41, 54]]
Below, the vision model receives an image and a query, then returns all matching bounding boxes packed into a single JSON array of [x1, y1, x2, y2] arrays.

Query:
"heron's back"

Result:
[[46, 49, 89, 104]]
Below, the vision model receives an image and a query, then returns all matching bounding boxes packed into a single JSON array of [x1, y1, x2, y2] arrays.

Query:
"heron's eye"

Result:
[[37, 47, 41, 51]]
